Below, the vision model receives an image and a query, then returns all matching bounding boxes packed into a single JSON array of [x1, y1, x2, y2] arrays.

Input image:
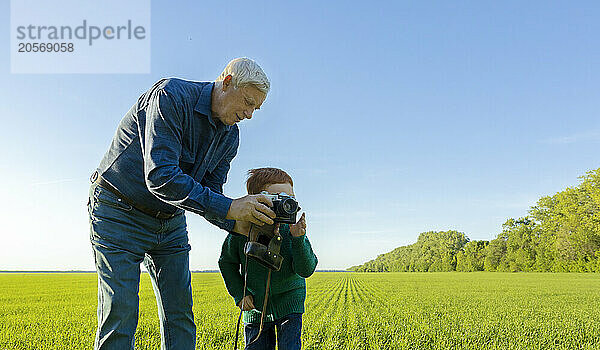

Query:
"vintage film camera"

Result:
[[244, 192, 300, 271], [260, 191, 300, 224]]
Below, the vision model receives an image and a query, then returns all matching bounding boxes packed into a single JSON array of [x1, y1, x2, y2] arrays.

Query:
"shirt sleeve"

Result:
[[201, 139, 239, 232], [218, 234, 247, 305], [141, 87, 233, 223], [281, 224, 319, 278]]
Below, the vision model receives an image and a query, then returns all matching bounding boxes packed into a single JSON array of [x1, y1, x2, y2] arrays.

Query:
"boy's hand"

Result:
[[226, 194, 276, 226], [287, 212, 307, 237], [238, 295, 255, 311]]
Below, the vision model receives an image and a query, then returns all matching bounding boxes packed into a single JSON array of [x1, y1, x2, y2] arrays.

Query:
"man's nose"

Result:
[[244, 109, 254, 119]]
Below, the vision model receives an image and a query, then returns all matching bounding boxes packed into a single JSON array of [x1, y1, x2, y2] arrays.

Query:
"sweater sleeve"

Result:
[[218, 233, 246, 305], [282, 224, 318, 278]]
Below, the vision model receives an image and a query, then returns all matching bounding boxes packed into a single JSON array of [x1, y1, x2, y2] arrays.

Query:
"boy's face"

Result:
[[262, 182, 294, 197]]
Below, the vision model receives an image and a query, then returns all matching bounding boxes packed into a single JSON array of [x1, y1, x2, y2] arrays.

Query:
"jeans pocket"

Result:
[[94, 186, 133, 212]]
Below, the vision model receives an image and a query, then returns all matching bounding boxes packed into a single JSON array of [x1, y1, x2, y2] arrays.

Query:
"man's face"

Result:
[[216, 79, 266, 126], [263, 182, 294, 197]]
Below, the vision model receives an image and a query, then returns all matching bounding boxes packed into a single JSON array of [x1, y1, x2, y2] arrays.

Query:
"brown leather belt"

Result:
[[91, 171, 178, 220]]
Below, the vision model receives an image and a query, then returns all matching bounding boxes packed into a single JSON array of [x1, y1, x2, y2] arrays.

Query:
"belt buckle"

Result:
[[156, 211, 171, 220], [156, 211, 175, 220]]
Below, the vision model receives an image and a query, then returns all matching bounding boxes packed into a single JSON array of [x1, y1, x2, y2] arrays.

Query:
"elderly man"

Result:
[[87, 58, 276, 349]]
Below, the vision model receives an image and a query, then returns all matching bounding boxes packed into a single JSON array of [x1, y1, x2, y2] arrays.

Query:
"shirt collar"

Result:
[[194, 82, 231, 131]]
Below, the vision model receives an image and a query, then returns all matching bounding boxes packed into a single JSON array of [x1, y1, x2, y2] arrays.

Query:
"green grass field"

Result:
[[1, 272, 600, 349]]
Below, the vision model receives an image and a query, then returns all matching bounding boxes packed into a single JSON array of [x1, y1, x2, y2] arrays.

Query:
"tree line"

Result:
[[349, 168, 600, 272]]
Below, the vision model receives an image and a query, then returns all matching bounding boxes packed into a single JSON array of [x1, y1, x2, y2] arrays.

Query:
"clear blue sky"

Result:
[[1, 1, 598, 270]]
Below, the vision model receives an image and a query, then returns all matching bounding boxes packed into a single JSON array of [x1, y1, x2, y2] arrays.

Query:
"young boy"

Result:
[[219, 167, 318, 350]]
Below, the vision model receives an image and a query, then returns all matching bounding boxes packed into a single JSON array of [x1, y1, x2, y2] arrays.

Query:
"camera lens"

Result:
[[281, 198, 298, 214]]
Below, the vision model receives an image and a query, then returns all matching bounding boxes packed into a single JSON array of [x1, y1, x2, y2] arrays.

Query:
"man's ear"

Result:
[[222, 75, 233, 91]]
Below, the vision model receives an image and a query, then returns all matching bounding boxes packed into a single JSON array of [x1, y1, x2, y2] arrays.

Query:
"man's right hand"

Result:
[[226, 194, 276, 226], [238, 295, 255, 311]]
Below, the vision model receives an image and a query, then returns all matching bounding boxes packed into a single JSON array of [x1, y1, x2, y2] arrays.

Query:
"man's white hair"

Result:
[[216, 57, 270, 94]]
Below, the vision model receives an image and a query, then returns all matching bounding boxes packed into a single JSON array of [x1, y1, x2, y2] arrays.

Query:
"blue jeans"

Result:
[[244, 313, 302, 350], [88, 182, 195, 349]]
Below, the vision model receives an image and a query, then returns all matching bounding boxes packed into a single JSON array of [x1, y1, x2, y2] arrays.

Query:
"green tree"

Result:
[[350, 168, 600, 273], [483, 238, 507, 271], [500, 218, 537, 272], [456, 240, 488, 271]]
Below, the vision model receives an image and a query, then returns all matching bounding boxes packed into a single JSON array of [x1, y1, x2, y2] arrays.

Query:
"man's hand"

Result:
[[226, 194, 276, 226], [238, 295, 255, 311], [277, 212, 307, 237]]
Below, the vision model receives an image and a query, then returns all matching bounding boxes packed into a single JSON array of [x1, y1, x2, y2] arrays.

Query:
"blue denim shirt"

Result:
[[96, 78, 237, 231]]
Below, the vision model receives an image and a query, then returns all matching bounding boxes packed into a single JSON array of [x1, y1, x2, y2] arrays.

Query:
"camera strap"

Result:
[[247, 269, 272, 347], [233, 224, 276, 349], [233, 248, 250, 349]]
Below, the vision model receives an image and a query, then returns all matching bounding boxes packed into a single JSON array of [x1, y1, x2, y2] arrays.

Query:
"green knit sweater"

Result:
[[218, 224, 318, 324]]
